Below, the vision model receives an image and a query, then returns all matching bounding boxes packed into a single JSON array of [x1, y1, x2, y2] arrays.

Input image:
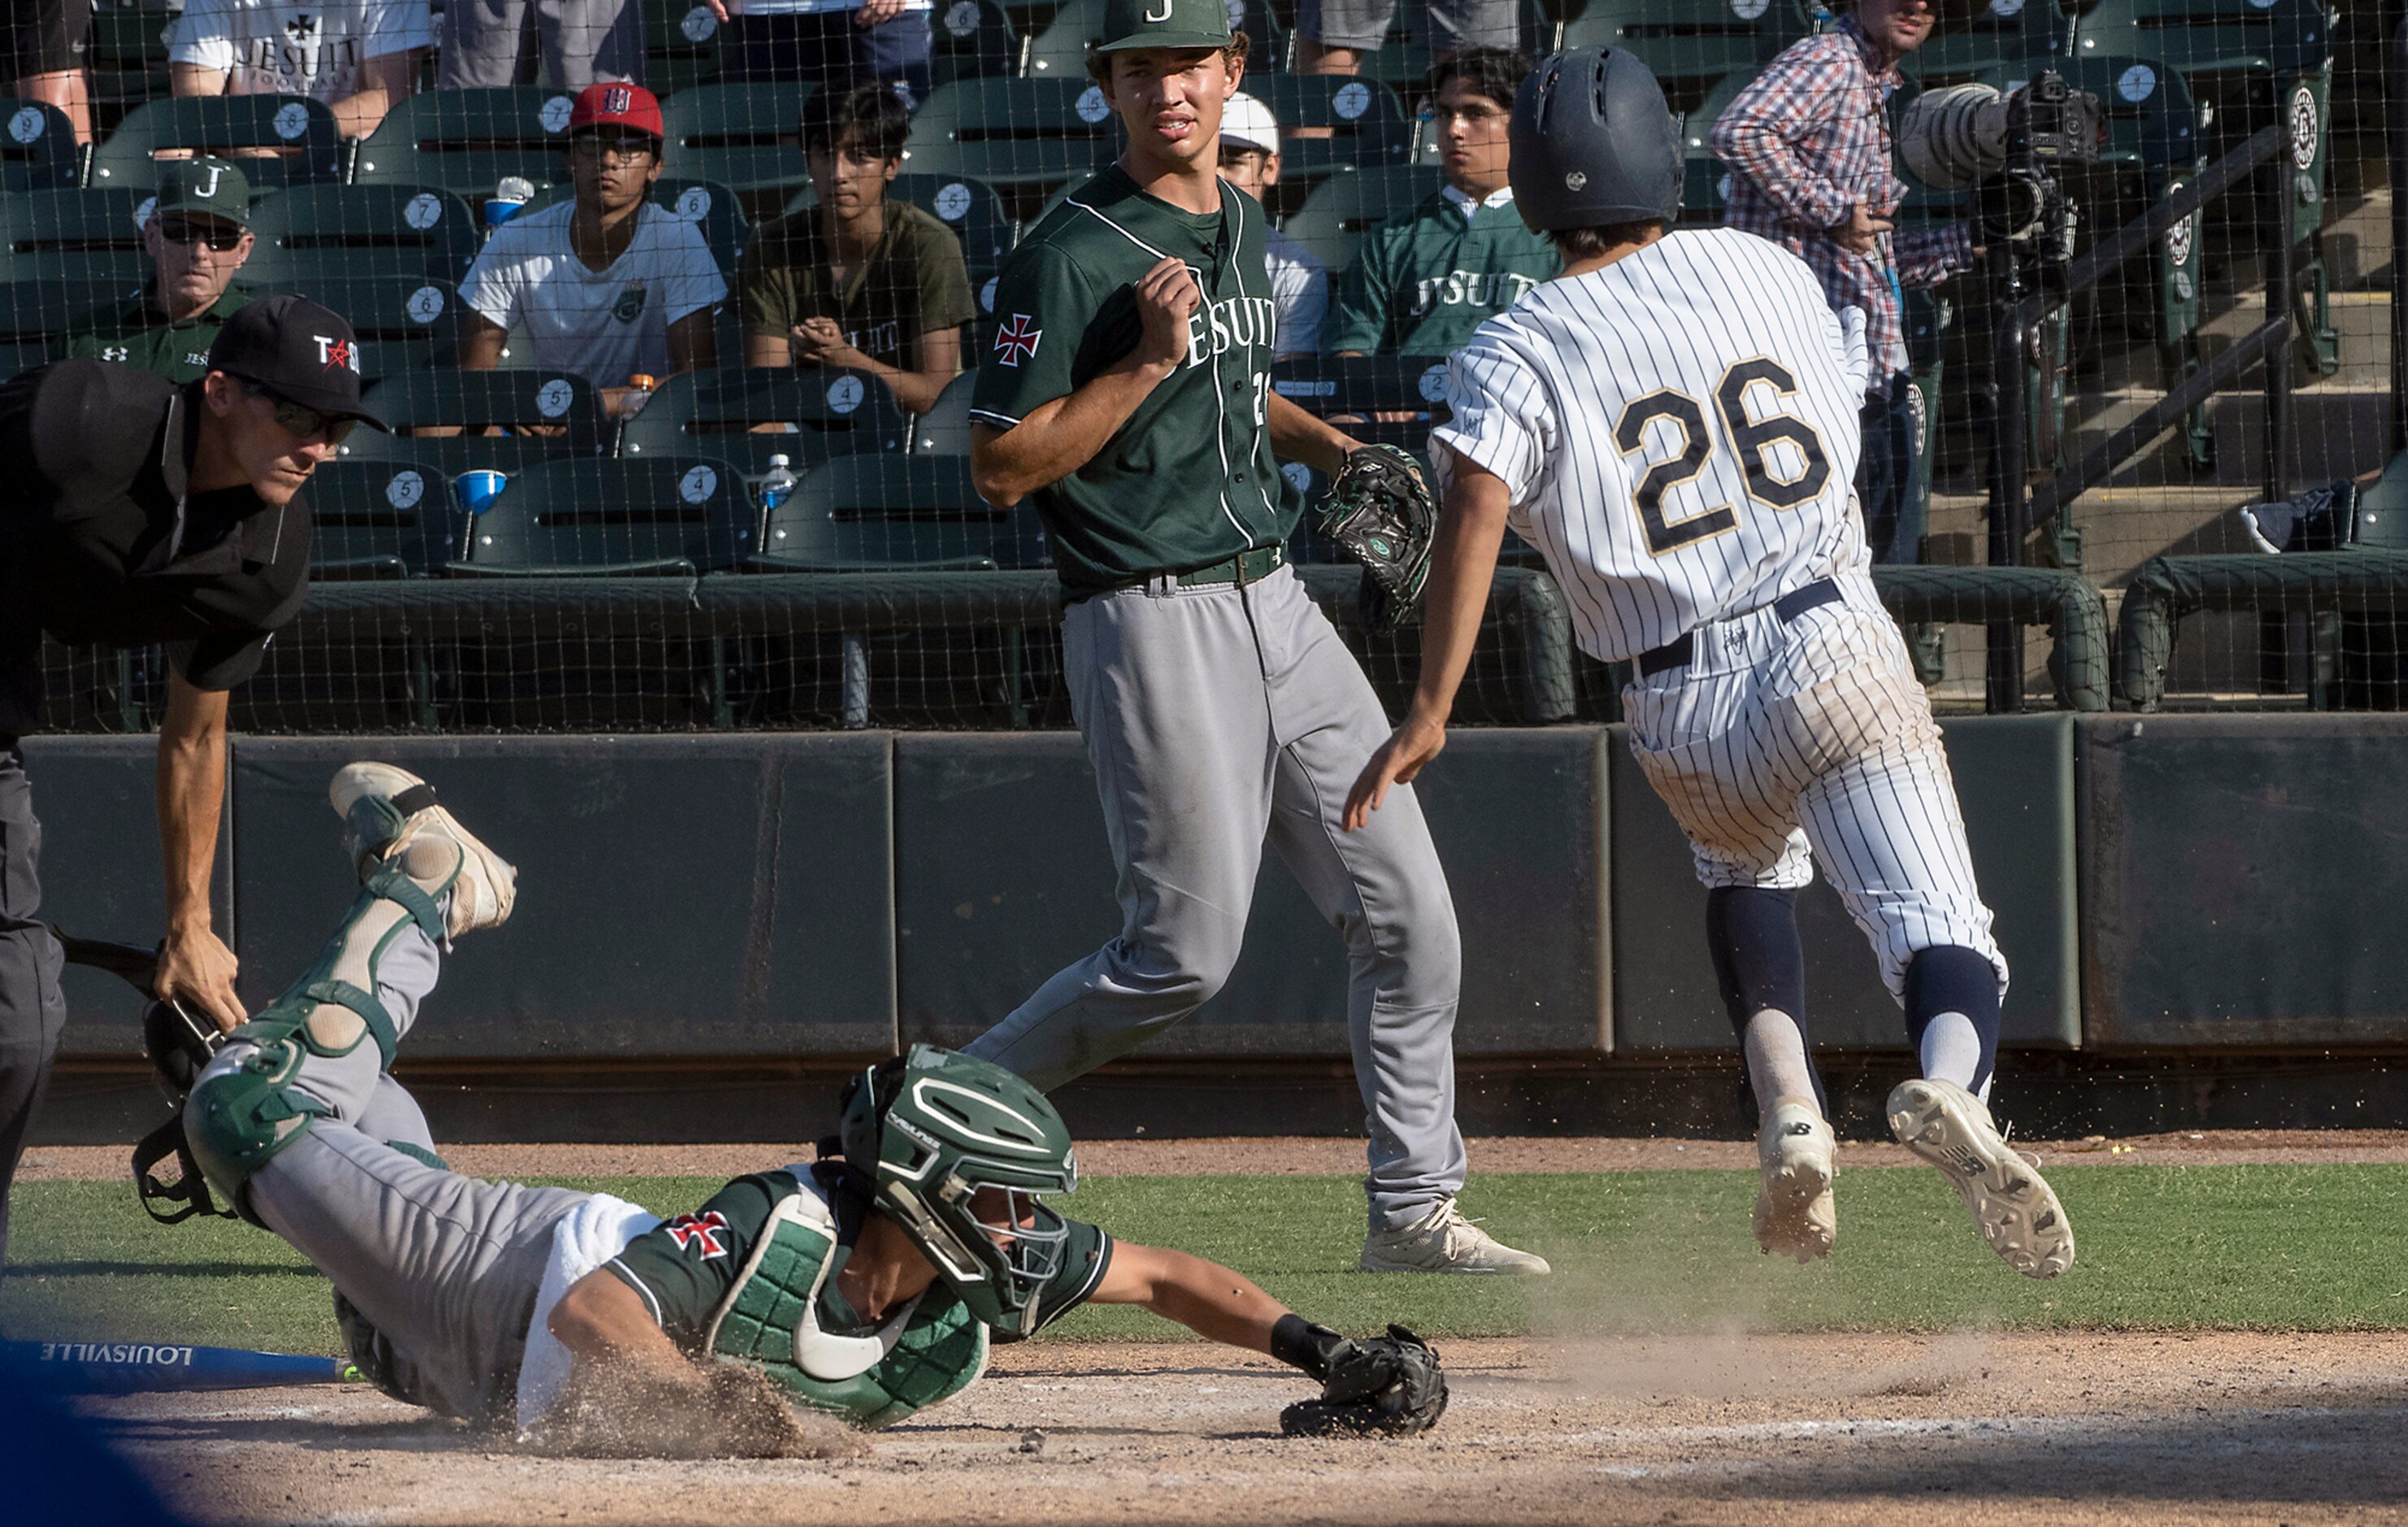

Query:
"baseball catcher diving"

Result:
[[142, 765, 1448, 1446]]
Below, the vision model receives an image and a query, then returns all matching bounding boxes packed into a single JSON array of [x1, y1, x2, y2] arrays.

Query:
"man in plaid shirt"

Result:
[[1709, 0, 1970, 568]]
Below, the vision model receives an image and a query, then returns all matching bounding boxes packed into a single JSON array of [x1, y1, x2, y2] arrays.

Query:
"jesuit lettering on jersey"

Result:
[[1409, 268, 1541, 319], [1182, 294, 1280, 369], [241, 15, 361, 85]]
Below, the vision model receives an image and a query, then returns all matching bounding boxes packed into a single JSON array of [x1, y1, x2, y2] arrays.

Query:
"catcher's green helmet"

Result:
[[840, 1045, 1079, 1338]]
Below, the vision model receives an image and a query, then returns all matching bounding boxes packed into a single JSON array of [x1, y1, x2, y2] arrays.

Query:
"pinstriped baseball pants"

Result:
[[1622, 569, 2007, 1002]]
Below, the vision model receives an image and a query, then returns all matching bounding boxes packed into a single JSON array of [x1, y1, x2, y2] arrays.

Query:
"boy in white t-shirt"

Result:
[[458, 83, 728, 417], [169, 0, 432, 141]]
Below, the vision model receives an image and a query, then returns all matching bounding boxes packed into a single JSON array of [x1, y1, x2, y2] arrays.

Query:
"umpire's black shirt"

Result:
[[0, 359, 311, 737]]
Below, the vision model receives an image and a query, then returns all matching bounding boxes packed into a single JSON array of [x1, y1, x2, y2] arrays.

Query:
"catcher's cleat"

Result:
[[1888, 1077, 2075, 1281], [328, 763, 517, 940], [1359, 1199, 1550, 1276], [1753, 1097, 1836, 1264]]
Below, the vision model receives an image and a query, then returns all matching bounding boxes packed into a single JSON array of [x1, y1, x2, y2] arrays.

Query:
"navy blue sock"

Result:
[[1706, 887, 1822, 1112], [1902, 945, 2003, 1094]]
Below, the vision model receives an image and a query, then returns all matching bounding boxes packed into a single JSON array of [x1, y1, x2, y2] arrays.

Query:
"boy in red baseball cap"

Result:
[[458, 81, 726, 415]]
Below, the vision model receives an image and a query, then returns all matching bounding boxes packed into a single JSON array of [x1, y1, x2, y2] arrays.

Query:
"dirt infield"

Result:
[[23, 1129, 2408, 1181], [89, 1332, 2408, 1525]]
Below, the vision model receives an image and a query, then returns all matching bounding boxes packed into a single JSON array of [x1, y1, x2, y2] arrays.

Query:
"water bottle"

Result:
[[758, 453, 798, 512], [485, 175, 534, 233]]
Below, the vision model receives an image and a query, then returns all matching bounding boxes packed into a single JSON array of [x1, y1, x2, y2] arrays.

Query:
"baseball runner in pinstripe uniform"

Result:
[[1346, 47, 2073, 1281]]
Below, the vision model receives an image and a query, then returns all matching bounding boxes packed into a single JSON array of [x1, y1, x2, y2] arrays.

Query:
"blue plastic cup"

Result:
[[455, 469, 508, 516]]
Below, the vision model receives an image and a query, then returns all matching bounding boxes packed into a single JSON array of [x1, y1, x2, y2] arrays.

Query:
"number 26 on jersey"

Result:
[[1616, 359, 1832, 556]]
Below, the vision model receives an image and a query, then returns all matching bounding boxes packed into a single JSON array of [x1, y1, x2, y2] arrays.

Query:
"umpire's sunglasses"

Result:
[[238, 380, 358, 446], [155, 215, 246, 251]]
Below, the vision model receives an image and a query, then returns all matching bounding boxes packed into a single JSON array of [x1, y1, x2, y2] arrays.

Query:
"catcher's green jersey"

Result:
[[1324, 186, 1560, 357], [969, 165, 1297, 593]]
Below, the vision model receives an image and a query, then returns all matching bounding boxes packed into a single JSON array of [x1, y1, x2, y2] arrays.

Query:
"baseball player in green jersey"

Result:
[[160, 764, 1449, 1443], [962, 0, 1545, 1277], [1324, 49, 1560, 358]]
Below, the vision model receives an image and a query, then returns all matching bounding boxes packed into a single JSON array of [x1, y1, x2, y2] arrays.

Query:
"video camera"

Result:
[[1896, 72, 2104, 281]]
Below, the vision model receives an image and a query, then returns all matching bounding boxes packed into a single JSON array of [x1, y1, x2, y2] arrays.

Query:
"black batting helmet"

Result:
[[1508, 46, 1681, 233]]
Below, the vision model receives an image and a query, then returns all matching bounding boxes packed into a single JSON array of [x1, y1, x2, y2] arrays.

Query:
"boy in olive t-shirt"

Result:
[[739, 80, 974, 416]]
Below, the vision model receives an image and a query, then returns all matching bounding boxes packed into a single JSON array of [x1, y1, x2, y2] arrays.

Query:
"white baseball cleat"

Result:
[[1754, 1098, 1836, 1264], [1360, 1199, 1551, 1275], [328, 763, 518, 939], [1888, 1077, 2075, 1280]]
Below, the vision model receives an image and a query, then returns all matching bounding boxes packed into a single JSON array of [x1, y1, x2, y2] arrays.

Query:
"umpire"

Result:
[[0, 294, 384, 1272]]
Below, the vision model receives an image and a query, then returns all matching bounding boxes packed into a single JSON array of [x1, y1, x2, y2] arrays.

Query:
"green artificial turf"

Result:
[[4, 1164, 2403, 1358]]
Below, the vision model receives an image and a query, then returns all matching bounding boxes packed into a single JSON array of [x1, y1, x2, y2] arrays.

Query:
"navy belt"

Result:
[[1636, 579, 1844, 679]]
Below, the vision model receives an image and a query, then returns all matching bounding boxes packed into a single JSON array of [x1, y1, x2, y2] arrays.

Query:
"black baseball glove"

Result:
[[1319, 444, 1437, 633], [1279, 1324, 1449, 1438]]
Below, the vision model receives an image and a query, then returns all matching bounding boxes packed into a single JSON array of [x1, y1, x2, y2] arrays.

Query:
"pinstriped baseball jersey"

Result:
[[1431, 227, 1870, 665]]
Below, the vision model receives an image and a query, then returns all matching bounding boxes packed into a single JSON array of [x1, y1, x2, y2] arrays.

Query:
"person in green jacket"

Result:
[[1324, 49, 1559, 357], [65, 157, 255, 384]]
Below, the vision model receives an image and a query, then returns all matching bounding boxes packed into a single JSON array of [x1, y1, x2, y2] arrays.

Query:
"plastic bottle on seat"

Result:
[[758, 453, 798, 512]]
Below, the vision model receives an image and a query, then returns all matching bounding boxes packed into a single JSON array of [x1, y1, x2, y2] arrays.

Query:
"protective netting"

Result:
[[4, 0, 2399, 732]]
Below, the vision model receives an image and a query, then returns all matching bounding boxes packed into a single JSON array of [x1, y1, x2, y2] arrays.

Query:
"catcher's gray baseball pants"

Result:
[[964, 564, 1468, 1232], [0, 752, 66, 1277], [196, 924, 585, 1424]]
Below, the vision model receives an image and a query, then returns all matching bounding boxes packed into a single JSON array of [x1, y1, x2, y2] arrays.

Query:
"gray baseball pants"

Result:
[[0, 751, 67, 1277], [195, 920, 585, 1425], [964, 565, 1467, 1232]]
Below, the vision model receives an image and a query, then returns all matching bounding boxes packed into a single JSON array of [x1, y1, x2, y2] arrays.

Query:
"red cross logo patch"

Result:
[[664, 1210, 730, 1259], [994, 313, 1041, 368]]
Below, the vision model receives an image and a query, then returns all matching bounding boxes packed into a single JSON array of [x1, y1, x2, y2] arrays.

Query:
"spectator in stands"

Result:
[[168, 0, 432, 141], [1324, 49, 1557, 358], [1218, 91, 1326, 361], [458, 83, 726, 420], [1292, 0, 1515, 79], [737, 81, 969, 415], [1709, 0, 1971, 566], [700, 0, 932, 98], [65, 159, 256, 385], [438, 0, 644, 92], [9, 0, 93, 144]]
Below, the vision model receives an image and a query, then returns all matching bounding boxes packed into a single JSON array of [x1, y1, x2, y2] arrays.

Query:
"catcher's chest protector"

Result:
[[705, 1181, 989, 1429]]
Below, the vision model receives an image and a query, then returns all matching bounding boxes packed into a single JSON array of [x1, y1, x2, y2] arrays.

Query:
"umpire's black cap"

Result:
[[204, 294, 389, 430], [1508, 47, 1682, 233]]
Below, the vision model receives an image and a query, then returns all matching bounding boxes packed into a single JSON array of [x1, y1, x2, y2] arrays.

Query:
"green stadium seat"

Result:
[[781, 172, 1013, 290], [910, 371, 977, 454], [87, 3, 176, 115], [901, 78, 1119, 194], [352, 88, 585, 196], [240, 184, 482, 285], [0, 189, 150, 288], [1558, 0, 1807, 105], [349, 368, 606, 475], [1910, 0, 2073, 83], [659, 82, 820, 197], [521, 177, 750, 281], [0, 278, 132, 348], [1247, 75, 1412, 181], [932, 0, 1025, 83], [89, 95, 345, 191], [0, 342, 52, 383], [1280, 164, 1441, 275], [303, 455, 462, 579], [448, 455, 754, 575], [1271, 353, 1454, 417], [1021, 0, 1104, 79], [233, 271, 457, 374], [750, 456, 1037, 570], [0, 100, 82, 191], [619, 367, 911, 473], [645, 0, 728, 94]]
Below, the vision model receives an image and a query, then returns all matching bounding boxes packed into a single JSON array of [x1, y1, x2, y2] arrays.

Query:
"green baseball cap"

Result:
[[154, 157, 252, 228], [1093, 0, 1234, 53]]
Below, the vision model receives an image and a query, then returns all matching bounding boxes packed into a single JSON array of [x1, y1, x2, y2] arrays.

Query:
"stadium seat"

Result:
[[0, 189, 150, 288], [88, 95, 345, 191], [750, 456, 1038, 570], [349, 368, 606, 475], [659, 82, 822, 198], [353, 88, 585, 196], [931, 0, 1025, 83], [302, 455, 462, 579], [1557, 0, 1807, 106], [233, 271, 458, 375], [1910, 0, 2072, 82], [1676, 69, 1757, 225], [644, 0, 728, 94], [0, 277, 131, 350], [901, 78, 1119, 196], [1280, 165, 1441, 276], [911, 371, 977, 455], [1246, 75, 1413, 181], [86, 2, 176, 115], [240, 185, 482, 285], [0, 100, 82, 191], [781, 172, 1013, 291], [1021, 0, 1105, 79], [448, 455, 754, 576], [520, 177, 750, 281], [1271, 353, 1455, 419], [621, 367, 911, 473]]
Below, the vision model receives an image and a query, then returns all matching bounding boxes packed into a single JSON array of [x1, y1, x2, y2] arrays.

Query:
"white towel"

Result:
[[513, 1193, 663, 1433]]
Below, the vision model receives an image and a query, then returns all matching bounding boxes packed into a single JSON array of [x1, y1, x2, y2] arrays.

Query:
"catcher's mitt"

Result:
[[1319, 444, 1437, 633], [1279, 1324, 1448, 1438]]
